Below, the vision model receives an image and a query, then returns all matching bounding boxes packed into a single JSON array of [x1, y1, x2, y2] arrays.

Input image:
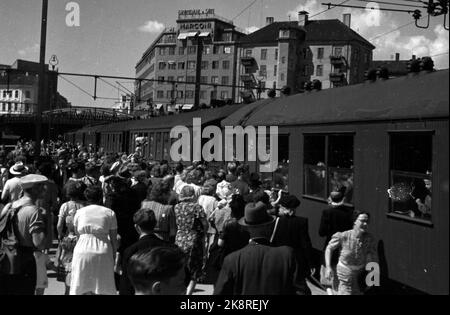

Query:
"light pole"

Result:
[[36, 0, 48, 157]]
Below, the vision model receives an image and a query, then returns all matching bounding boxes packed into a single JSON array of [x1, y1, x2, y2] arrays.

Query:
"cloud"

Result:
[[18, 43, 39, 57], [245, 26, 260, 34], [138, 20, 165, 33], [287, 1, 449, 69]]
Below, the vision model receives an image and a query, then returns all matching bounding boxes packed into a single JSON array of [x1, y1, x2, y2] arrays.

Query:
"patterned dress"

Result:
[[175, 201, 207, 280]]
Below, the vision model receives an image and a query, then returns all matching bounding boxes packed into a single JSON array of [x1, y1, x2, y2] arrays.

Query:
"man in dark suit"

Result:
[[319, 191, 354, 250], [271, 194, 313, 295], [214, 202, 302, 295], [119, 208, 173, 295]]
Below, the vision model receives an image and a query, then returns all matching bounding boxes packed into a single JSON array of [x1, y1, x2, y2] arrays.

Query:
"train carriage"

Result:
[[222, 69, 449, 294]]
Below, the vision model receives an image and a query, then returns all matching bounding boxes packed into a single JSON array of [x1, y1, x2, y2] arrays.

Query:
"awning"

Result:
[[187, 31, 199, 38], [154, 103, 164, 110], [177, 33, 189, 40], [199, 32, 211, 37], [182, 104, 194, 110]]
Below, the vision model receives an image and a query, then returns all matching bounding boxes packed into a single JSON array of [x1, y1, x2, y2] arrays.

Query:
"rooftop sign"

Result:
[[178, 9, 215, 19]]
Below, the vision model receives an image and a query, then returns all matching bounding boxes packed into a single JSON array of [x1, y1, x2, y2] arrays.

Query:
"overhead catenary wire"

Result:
[[355, 0, 427, 9], [369, 20, 416, 40], [311, 0, 351, 18], [232, 0, 259, 21], [60, 75, 122, 102]]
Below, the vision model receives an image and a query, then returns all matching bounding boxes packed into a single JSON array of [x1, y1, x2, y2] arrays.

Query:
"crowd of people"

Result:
[[0, 139, 378, 295]]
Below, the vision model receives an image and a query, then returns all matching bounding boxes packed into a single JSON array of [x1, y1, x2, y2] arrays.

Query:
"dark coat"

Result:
[[319, 205, 354, 249], [214, 239, 301, 295], [271, 215, 313, 282], [119, 234, 172, 295]]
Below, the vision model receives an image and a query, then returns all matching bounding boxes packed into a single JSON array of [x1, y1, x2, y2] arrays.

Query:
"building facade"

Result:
[[135, 9, 245, 114], [306, 13, 375, 89], [236, 17, 310, 102], [0, 59, 69, 115]]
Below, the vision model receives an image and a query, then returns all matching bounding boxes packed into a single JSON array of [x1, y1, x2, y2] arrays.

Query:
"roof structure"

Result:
[[222, 69, 449, 127], [239, 20, 375, 49]]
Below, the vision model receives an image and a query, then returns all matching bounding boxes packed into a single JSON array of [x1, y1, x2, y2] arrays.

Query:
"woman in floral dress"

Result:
[[175, 186, 208, 295]]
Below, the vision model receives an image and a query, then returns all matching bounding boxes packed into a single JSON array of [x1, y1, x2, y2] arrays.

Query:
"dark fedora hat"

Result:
[[239, 202, 275, 227], [279, 194, 301, 210]]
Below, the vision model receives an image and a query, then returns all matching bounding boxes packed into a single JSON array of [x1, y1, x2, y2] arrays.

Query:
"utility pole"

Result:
[[36, 0, 48, 157], [194, 36, 204, 108]]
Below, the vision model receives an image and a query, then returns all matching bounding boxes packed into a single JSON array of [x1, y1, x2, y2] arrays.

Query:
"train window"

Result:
[[304, 134, 354, 205], [260, 134, 289, 191], [156, 133, 162, 161], [163, 132, 170, 161], [388, 133, 432, 222], [148, 133, 155, 160]]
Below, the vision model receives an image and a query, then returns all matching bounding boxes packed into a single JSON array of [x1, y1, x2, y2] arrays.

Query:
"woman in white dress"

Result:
[[70, 186, 118, 295]]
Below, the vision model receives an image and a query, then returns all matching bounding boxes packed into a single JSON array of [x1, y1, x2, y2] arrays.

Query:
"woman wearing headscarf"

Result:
[[174, 185, 208, 295]]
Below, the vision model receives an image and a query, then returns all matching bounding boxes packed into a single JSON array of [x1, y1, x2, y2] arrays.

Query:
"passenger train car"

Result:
[[68, 69, 449, 294]]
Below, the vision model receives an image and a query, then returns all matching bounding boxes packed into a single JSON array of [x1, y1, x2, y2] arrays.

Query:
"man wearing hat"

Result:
[[0, 174, 47, 295], [214, 201, 302, 295], [271, 194, 313, 295], [1, 162, 29, 204]]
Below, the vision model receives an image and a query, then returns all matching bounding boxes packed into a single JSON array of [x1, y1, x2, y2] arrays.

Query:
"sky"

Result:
[[0, 0, 448, 108]]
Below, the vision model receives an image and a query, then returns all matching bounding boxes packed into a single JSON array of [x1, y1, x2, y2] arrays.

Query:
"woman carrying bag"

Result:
[[56, 181, 87, 295]]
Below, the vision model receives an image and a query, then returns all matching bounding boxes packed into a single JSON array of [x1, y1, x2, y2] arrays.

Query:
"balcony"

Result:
[[330, 55, 348, 67], [329, 72, 346, 83]]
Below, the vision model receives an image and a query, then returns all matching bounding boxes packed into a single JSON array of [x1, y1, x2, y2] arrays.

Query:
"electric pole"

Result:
[[36, 0, 48, 157]]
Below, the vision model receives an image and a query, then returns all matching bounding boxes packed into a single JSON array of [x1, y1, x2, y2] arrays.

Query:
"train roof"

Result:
[[80, 104, 248, 134], [222, 69, 449, 127]]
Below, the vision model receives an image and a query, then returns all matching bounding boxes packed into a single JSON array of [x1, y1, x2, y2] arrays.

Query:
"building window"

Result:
[[168, 47, 175, 55], [259, 65, 267, 78], [222, 60, 230, 70], [187, 61, 196, 69], [201, 61, 209, 70], [334, 47, 343, 57], [221, 76, 229, 85], [157, 90, 164, 98], [261, 49, 267, 60], [158, 62, 166, 70], [281, 56, 286, 64], [179, 47, 185, 55], [274, 65, 277, 77], [186, 90, 194, 99], [304, 134, 354, 205], [178, 62, 185, 70], [166, 90, 174, 99], [281, 30, 289, 38], [388, 133, 432, 222], [280, 73, 285, 81], [200, 76, 208, 84], [211, 76, 219, 84], [317, 48, 324, 59], [168, 62, 176, 70], [210, 90, 217, 99], [14, 90, 19, 99], [2, 91, 7, 98], [159, 47, 166, 55], [167, 76, 174, 82], [204, 46, 211, 55], [224, 46, 232, 54], [200, 90, 207, 99], [177, 76, 184, 82], [316, 65, 323, 77], [275, 49, 278, 60], [213, 45, 220, 54], [212, 61, 219, 69], [186, 76, 195, 83], [220, 91, 229, 99], [177, 90, 184, 99], [245, 49, 252, 57], [188, 46, 197, 55], [158, 76, 165, 84]]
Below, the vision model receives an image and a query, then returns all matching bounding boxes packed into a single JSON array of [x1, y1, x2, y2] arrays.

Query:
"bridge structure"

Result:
[[0, 105, 135, 141]]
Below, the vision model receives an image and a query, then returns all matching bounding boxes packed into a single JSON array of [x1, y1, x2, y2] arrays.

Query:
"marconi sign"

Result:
[[178, 9, 215, 18]]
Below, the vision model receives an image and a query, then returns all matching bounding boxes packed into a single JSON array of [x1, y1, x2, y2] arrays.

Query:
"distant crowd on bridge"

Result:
[[0, 139, 378, 295]]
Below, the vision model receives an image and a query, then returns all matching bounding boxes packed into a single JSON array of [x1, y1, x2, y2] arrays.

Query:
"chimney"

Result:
[[266, 17, 274, 25], [395, 53, 400, 61], [298, 11, 309, 27], [343, 13, 351, 28], [412, 54, 416, 60]]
